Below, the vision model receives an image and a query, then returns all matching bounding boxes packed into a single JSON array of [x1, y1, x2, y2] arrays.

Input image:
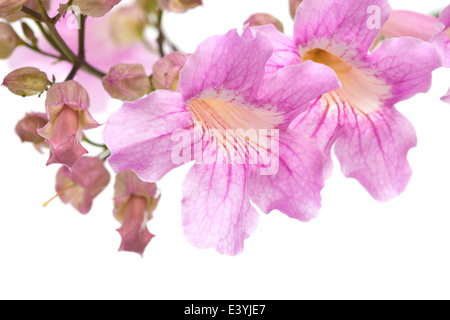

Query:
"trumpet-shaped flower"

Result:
[[38, 81, 100, 167], [103, 29, 340, 255], [252, 0, 441, 201], [113, 170, 160, 256]]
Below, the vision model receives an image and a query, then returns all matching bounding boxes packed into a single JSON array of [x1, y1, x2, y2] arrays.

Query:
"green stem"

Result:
[[66, 15, 86, 81], [156, 9, 165, 57], [83, 135, 108, 149]]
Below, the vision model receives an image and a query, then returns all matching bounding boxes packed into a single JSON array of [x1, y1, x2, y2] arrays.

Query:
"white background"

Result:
[[1, 0, 450, 300]]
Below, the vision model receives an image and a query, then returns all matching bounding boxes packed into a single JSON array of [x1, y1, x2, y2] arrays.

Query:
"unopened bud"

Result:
[[109, 5, 147, 45], [0, 23, 19, 59], [5, 0, 50, 22], [158, 0, 202, 13], [2, 67, 48, 97], [72, 0, 121, 18], [289, 0, 303, 19], [102, 64, 151, 101], [0, 0, 27, 18], [15, 113, 49, 152], [245, 13, 284, 33], [152, 51, 187, 91]]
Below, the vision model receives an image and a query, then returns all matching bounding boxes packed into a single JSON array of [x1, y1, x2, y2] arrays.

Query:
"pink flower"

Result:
[[15, 112, 49, 152], [38, 81, 100, 167], [44, 157, 111, 214], [113, 170, 160, 256], [253, 0, 441, 201], [8, 4, 158, 112], [103, 29, 340, 255]]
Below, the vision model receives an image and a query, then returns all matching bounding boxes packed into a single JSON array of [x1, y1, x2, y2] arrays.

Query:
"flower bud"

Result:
[[0, 0, 27, 18], [72, 0, 121, 18], [152, 51, 187, 91], [5, 0, 50, 22], [109, 5, 147, 46], [289, 0, 303, 19], [0, 23, 19, 59], [38, 81, 100, 168], [137, 0, 158, 13], [2, 67, 48, 96], [15, 112, 49, 152], [44, 157, 111, 214], [157, 0, 202, 13], [113, 170, 160, 256], [102, 64, 151, 101], [245, 13, 284, 33]]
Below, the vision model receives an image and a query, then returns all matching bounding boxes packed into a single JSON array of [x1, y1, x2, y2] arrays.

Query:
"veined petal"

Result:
[[430, 31, 450, 68], [249, 25, 301, 80], [103, 91, 193, 182], [249, 131, 325, 222], [182, 162, 258, 255], [259, 61, 341, 128], [334, 107, 417, 202], [178, 29, 273, 101], [294, 0, 391, 60], [367, 37, 442, 105]]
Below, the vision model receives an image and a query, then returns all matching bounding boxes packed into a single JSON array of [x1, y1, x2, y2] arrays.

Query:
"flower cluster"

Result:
[[1, 0, 448, 256]]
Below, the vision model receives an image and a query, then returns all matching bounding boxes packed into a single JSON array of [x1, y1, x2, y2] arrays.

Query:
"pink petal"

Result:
[[430, 31, 450, 68], [368, 37, 442, 105], [103, 91, 193, 182], [178, 29, 273, 101], [259, 61, 341, 127], [249, 25, 301, 80], [442, 87, 450, 105], [334, 107, 417, 202], [182, 162, 258, 255], [294, 0, 390, 60], [249, 131, 325, 222]]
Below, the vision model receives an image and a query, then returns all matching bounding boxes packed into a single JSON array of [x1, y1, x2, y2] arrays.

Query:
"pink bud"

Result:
[[0, 0, 27, 18], [102, 64, 151, 101], [245, 13, 284, 33], [113, 170, 160, 256], [5, 0, 50, 22], [44, 157, 111, 214], [38, 81, 100, 168], [381, 10, 443, 41], [0, 22, 19, 59], [152, 51, 187, 91], [157, 0, 202, 13], [109, 5, 147, 45], [289, 0, 303, 19], [15, 112, 49, 152], [2, 67, 48, 96], [72, 0, 121, 18]]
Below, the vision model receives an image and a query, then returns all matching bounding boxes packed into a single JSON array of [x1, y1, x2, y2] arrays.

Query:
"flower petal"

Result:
[[367, 37, 442, 105], [178, 29, 273, 101], [334, 107, 417, 202], [249, 131, 325, 222], [182, 162, 258, 255], [259, 60, 341, 127], [294, 0, 390, 60], [249, 25, 301, 80], [442, 87, 450, 105], [103, 91, 193, 181]]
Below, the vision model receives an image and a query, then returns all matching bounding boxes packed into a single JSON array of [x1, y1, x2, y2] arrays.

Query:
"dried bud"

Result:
[[114, 170, 160, 256], [102, 64, 151, 101], [72, 0, 121, 18], [109, 5, 147, 46], [15, 112, 49, 152], [2, 67, 48, 96], [157, 0, 202, 13], [245, 13, 284, 33], [289, 0, 303, 19], [0, 23, 19, 59], [43, 157, 111, 214], [38, 81, 100, 168], [0, 0, 27, 18], [152, 51, 187, 91]]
